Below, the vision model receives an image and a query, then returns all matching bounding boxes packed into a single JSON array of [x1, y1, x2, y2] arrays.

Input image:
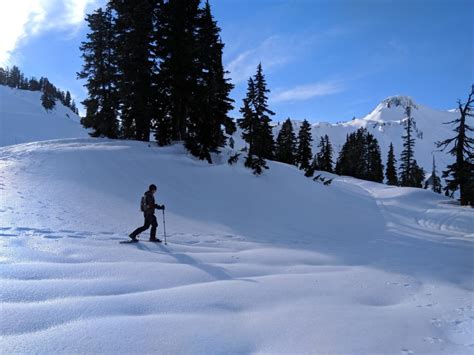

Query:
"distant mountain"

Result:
[[269, 95, 458, 177], [0, 86, 88, 147]]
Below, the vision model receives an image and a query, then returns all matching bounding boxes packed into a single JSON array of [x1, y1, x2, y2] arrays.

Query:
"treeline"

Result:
[[79, 0, 234, 163], [0, 65, 79, 114]]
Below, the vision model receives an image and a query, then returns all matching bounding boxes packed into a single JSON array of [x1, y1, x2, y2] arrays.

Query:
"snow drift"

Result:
[[1, 138, 473, 354]]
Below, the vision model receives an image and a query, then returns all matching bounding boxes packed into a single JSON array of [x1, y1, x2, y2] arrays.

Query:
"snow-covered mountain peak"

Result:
[[380, 95, 418, 111]]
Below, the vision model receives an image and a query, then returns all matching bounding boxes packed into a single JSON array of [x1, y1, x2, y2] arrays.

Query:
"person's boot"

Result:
[[129, 234, 138, 242], [149, 237, 162, 243]]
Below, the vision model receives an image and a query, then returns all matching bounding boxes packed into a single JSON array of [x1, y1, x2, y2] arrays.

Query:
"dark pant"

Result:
[[130, 214, 158, 239]]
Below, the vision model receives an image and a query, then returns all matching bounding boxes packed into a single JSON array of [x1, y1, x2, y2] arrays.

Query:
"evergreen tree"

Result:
[[424, 156, 442, 193], [336, 129, 367, 178], [0, 67, 6, 85], [296, 119, 313, 171], [184, 0, 235, 163], [71, 100, 78, 115], [366, 133, 384, 182], [41, 79, 56, 111], [238, 64, 275, 174], [154, 0, 201, 143], [399, 106, 424, 187], [28, 77, 41, 91], [315, 135, 334, 173], [65, 91, 72, 107], [7, 66, 22, 88], [78, 7, 119, 138], [110, 0, 156, 141], [253, 63, 275, 159], [238, 78, 258, 155], [437, 86, 474, 206], [275, 119, 297, 165], [238, 78, 268, 174], [385, 143, 399, 186], [336, 128, 382, 181]]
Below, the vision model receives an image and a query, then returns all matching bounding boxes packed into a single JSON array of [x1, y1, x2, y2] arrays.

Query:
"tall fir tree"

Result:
[[238, 78, 267, 174], [336, 128, 383, 181], [110, 0, 156, 141], [28, 78, 41, 91], [65, 91, 72, 108], [315, 135, 333, 173], [253, 63, 275, 160], [275, 119, 297, 165], [437, 86, 474, 206], [184, 0, 235, 163], [7, 66, 22, 88], [424, 156, 442, 193], [78, 7, 119, 138], [296, 119, 313, 171], [399, 106, 424, 187], [41, 79, 56, 111], [385, 143, 399, 186], [0, 67, 6, 85], [366, 133, 384, 182], [154, 0, 201, 143], [238, 64, 275, 174]]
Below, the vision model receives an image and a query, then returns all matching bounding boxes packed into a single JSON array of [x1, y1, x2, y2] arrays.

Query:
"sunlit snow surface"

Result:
[[1, 139, 473, 354], [0, 86, 88, 147]]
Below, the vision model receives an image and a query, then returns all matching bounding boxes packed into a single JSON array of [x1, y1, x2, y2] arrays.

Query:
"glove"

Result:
[[155, 204, 165, 210]]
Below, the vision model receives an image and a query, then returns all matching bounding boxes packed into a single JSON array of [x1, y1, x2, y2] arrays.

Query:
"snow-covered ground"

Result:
[[1, 138, 473, 354], [0, 86, 88, 147]]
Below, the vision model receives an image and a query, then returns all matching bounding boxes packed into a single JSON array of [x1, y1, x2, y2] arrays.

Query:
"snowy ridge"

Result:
[[1, 138, 473, 354], [0, 86, 88, 147], [265, 95, 459, 178]]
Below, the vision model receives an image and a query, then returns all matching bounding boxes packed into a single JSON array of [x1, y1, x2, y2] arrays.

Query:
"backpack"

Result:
[[140, 194, 147, 212]]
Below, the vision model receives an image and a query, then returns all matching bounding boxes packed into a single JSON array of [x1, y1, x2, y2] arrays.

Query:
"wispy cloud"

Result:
[[272, 81, 345, 103], [226, 35, 294, 84], [224, 26, 349, 85], [0, 0, 99, 66]]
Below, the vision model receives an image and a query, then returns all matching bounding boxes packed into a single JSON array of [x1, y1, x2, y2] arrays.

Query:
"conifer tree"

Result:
[[366, 133, 384, 182], [110, 0, 156, 141], [385, 143, 399, 186], [275, 119, 297, 165], [184, 0, 235, 163], [65, 91, 72, 108], [437, 86, 474, 206], [238, 78, 268, 174], [399, 106, 424, 187], [253, 63, 275, 160], [7, 66, 22, 88], [296, 119, 313, 171], [336, 128, 383, 181], [238, 64, 275, 174], [0, 67, 6, 85], [154, 0, 201, 143], [41, 79, 56, 111], [28, 78, 41, 91], [238, 78, 258, 155], [78, 7, 119, 138], [322, 135, 334, 173], [424, 156, 442, 193]]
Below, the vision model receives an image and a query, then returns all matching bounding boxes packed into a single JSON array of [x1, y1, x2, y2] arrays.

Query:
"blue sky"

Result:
[[1, 0, 472, 122]]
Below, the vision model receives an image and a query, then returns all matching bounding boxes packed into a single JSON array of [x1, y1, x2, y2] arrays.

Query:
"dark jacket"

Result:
[[144, 190, 156, 216]]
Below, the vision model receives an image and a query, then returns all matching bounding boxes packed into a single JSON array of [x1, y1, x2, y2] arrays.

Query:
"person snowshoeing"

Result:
[[129, 184, 165, 242]]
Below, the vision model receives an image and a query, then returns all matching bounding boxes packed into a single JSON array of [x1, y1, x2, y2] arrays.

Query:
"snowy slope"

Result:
[[1, 138, 473, 354], [0, 86, 88, 147], [263, 96, 459, 178]]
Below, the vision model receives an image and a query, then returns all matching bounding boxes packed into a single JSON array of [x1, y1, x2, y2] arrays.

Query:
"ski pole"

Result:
[[162, 208, 167, 245]]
